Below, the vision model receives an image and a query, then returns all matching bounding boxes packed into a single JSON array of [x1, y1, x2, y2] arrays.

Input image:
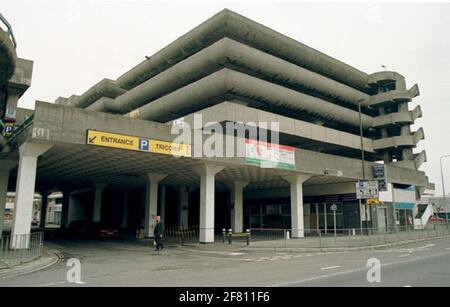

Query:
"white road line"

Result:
[[320, 265, 341, 271], [227, 252, 244, 256], [398, 254, 411, 258], [403, 285, 412, 287]]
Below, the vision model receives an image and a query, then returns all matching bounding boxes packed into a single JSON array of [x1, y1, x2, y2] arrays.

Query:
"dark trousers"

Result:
[[155, 235, 163, 250]]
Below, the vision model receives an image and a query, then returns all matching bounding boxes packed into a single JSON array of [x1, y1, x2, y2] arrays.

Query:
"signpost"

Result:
[[356, 181, 380, 199], [330, 204, 338, 237], [373, 164, 388, 192]]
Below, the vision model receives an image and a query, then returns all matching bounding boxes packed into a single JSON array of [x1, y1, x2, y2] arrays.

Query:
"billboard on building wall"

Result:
[[245, 139, 295, 169]]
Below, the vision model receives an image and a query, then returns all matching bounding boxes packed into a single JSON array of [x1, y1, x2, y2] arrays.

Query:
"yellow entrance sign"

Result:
[[87, 130, 140, 151], [150, 139, 191, 157], [86, 130, 191, 157]]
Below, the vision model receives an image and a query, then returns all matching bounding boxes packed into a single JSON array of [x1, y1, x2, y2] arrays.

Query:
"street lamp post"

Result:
[[440, 155, 450, 226], [358, 99, 369, 232]]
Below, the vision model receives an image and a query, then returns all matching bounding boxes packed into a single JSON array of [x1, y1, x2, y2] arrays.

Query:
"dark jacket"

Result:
[[154, 222, 163, 237]]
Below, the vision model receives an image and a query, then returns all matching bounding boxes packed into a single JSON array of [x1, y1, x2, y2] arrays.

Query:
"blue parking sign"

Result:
[[138, 138, 149, 151]]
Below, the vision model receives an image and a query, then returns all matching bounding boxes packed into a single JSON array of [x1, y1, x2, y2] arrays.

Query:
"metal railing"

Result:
[[246, 224, 450, 249], [0, 12, 17, 48], [163, 226, 199, 244], [0, 232, 44, 268]]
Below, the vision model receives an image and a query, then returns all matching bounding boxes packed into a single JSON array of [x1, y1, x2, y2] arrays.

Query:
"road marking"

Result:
[[271, 250, 450, 287], [320, 265, 341, 271], [403, 285, 412, 287], [398, 254, 411, 258], [227, 252, 244, 256], [445, 248, 450, 250]]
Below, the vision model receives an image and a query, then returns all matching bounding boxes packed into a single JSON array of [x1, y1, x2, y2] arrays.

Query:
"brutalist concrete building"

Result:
[[0, 10, 428, 247]]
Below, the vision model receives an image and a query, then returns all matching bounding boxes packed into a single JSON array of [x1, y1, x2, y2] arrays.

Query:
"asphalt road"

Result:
[[1, 236, 450, 287]]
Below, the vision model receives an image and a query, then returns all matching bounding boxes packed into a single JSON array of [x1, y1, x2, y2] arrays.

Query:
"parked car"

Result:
[[67, 220, 90, 237], [67, 221, 119, 239], [429, 216, 446, 223], [96, 226, 119, 239]]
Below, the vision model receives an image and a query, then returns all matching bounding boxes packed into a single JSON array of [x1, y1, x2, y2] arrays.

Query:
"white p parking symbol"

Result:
[[139, 139, 149, 151]]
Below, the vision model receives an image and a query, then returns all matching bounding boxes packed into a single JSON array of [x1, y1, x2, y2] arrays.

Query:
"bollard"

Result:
[[246, 229, 250, 246], [286, 231, 290, 240], [228, 229, 232, 245], [222, 228, 226, 243]]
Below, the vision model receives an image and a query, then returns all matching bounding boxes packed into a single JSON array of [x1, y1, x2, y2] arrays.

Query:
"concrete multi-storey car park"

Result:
[[0, 9, 429, 248]]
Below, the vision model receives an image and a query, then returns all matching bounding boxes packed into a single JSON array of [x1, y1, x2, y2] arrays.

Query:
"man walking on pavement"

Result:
[[154, 215, 164, 251]]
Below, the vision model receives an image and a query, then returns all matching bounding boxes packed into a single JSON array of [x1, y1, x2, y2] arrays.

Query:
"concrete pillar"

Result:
[[282, 174, 311, 238], [92, 183, 107, 223], [192, 164, 224, 243], [5, 89, 19, 120], [60, 189, 71, 228], [0, 159, 17, 237], [178, 187, 189, 228], [227, 181, 249, 233], [121, 190, 129, 229], [159, 186, 166, 226], [39, 191, 50, 228], [11, 143, 51, 249], [144, 174, 167, 237]]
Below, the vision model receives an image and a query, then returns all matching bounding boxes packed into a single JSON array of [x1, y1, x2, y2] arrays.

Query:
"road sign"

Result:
[[330, 204, 338, 212], [373, 164, 388, 192], [2, 122, 14, 137], [356, 181, 379, 199], [367, 198, 380, 205], [86, 130, 191, 157]]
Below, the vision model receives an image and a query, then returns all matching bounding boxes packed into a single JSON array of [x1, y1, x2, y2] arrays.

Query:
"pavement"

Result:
[[0, 235, 449, 287]]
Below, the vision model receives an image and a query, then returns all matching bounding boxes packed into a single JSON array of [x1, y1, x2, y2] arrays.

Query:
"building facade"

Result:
[[0, 10, 429, 247]]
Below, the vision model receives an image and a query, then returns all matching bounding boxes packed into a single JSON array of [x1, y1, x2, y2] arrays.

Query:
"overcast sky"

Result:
[[2, 0, 450, 195]]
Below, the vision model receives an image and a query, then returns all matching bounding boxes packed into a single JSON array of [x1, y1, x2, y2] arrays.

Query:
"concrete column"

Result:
[[144, 174, 167, 237], [60, 189, 71, 228], [5, 89, 19, 120], [92, 183, 107, 223], [227, 181, 249, 233], [159, 186, 166, 226], [178, 187, 189, 228], [39, 191, 50, 228], [0, 159, 17, 237], [282, 174, 311, 238], [11, 143, 51, 249], [121, 190, 129, 229], [192, 164, 224, 243]]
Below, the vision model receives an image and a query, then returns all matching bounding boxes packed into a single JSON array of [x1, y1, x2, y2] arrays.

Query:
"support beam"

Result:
[[11, 143, 51, 249], [227, 181, 249, 233], [159, 186, 166, 226], [191, 164, 224, 243], [4, 88, 19, 120], [92, 183, 107, 222], [121, 190, 129, 229], [39, 191, 50, 228], [282, 173, 311, 238], [178, 187, 189, 228], [0, 159, 17, 237], [60, 188, 71, 228], [144, 174, 167, 237]]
